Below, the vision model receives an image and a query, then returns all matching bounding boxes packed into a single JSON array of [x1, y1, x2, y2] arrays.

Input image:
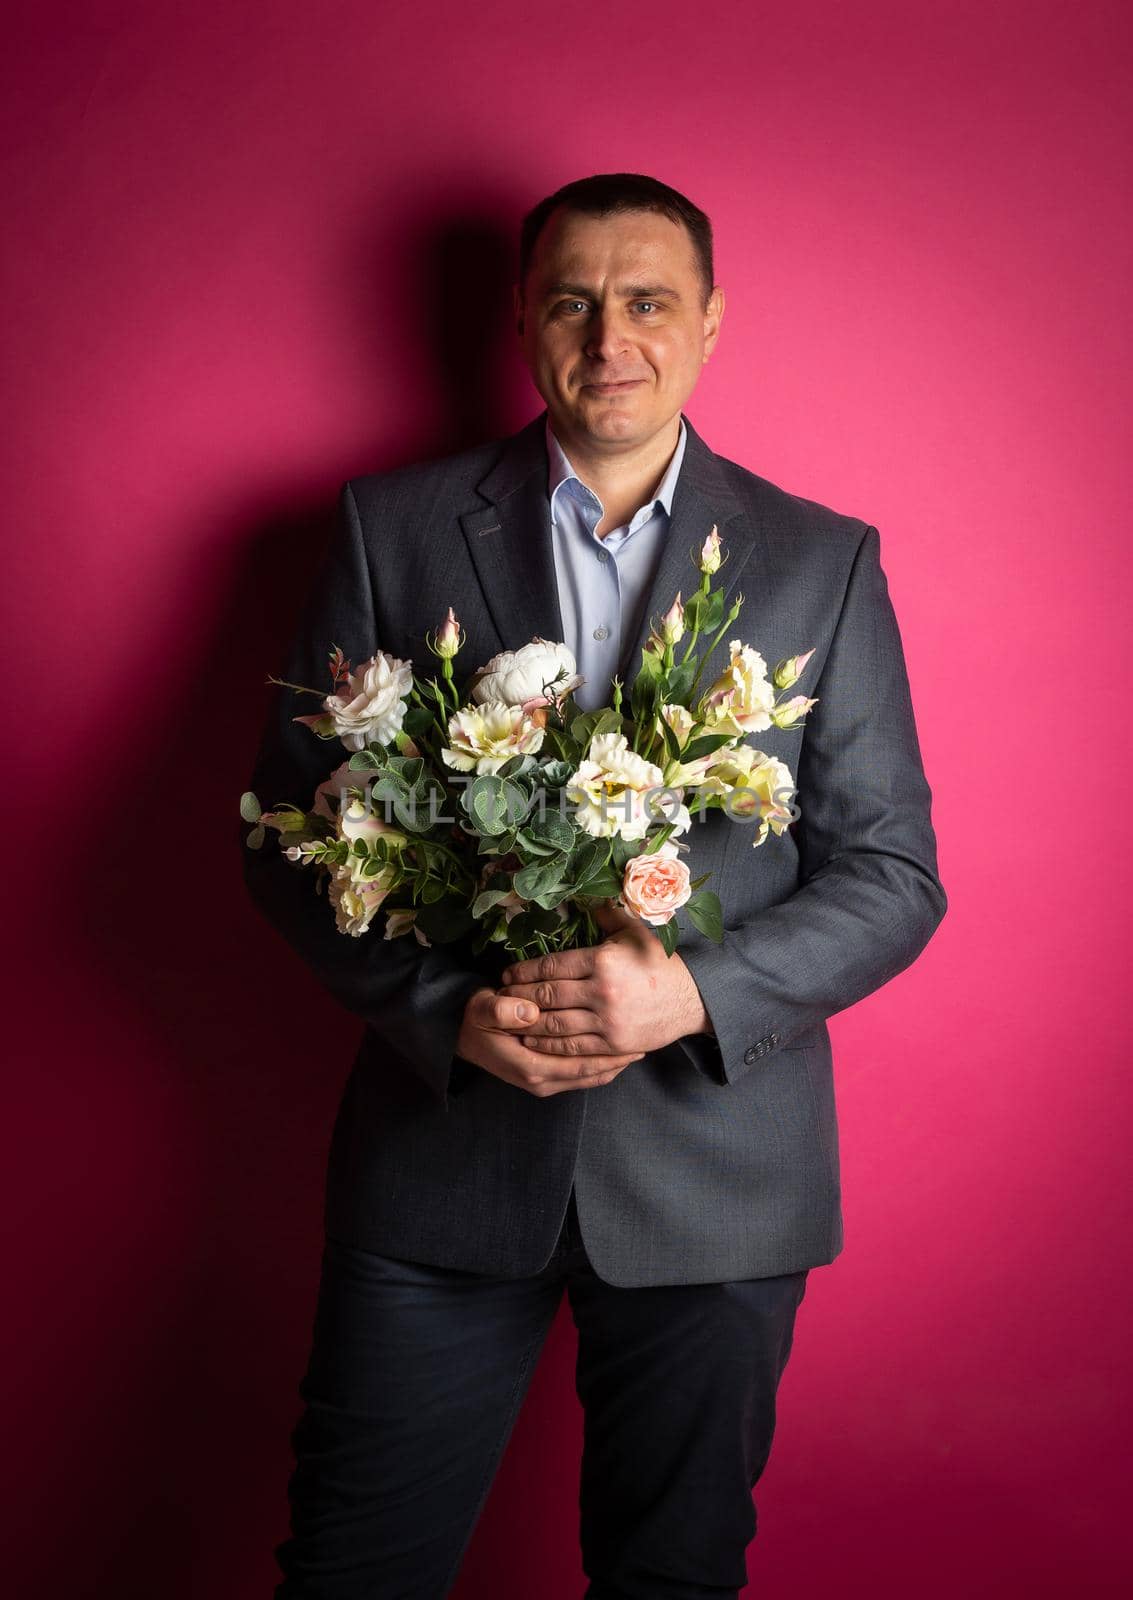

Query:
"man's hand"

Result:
[[498, 901, 714, 1060], [456, 984, 646, 1098]]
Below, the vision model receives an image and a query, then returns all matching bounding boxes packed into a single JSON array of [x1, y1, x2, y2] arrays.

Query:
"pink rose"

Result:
[[619, 843, 692, 927]]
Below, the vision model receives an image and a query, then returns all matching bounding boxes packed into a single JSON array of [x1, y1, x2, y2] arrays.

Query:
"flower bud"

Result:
[[773, 648, 815, 690], [659, 592, 685, 645], [770, 694, 819, 728], [698, 525, 722, 575], [432, 606, 463, 659]]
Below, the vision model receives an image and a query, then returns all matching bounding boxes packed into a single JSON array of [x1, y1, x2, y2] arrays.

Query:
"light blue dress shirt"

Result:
[[545, 414, 688, 711]]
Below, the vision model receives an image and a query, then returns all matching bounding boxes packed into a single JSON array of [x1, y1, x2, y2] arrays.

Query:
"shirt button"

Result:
[[593, 626, 609, 641], [597, 549, 610, 562]]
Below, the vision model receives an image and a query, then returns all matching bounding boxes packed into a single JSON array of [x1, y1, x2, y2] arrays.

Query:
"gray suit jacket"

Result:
[[242, 408, 947, 1286]]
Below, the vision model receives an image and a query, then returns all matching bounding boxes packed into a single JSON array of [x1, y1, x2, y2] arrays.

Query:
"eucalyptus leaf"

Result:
[[472, 887, 515, 918], [239, 791, 262, 823], [464, 775, 509, 835]]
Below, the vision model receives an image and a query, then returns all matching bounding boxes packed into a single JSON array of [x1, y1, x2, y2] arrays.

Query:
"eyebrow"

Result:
[[544, 281, 682, 301]]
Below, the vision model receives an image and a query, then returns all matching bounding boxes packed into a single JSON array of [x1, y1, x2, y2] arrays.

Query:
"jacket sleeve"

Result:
[[239, 481, 491, 1109], [675, 524, 947, 1086]]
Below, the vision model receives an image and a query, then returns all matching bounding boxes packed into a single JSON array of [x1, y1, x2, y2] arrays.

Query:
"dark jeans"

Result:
[[274, 1190, 808, 1599]]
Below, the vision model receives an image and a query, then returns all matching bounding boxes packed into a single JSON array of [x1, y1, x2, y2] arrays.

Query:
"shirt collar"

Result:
[[545, 413, 688, 530]]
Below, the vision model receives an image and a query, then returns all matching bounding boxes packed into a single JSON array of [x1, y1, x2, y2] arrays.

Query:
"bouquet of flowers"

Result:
[[240, 526, 817, 962]]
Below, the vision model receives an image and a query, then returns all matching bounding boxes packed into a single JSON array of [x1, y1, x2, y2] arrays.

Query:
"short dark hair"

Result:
[[518, 173, 715, 309]]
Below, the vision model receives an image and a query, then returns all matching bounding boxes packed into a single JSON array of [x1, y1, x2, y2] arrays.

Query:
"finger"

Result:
[[501, 947, 596, 987], [489, 1033, 642, 1096], [499, 978, 596, 1013], [522, 1032, 617, 1057], [514, 1006, 604, 1040], [475, 991, 541, 1031]]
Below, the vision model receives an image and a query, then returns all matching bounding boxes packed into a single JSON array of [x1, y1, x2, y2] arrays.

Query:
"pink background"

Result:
[[4, 0, 1130, 1594]]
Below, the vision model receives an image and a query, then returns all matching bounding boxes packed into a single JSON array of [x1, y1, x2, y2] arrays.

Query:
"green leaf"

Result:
[[514, 854, 568, 899], [347, 748, 387, 770], [700, 588, 725, 633], [686, 890, 724, 942], [681, 732, 734, 764], [495, 752, 540, 780], [472, 886, 515, 918], [664, 660, 695, 704], [244, 822, 266, 850], [523, 807, 576, 853], [655, 918, 680, 957], [402, 706, 433, 735], [464, 775, 509, 835], [574, 869, 620, 900], [682, 590, 708, 632], [659, 716, 681, 764], [387, 755, 424, 787], [239, 791, 262, 823], [591, 707, 625, 740]]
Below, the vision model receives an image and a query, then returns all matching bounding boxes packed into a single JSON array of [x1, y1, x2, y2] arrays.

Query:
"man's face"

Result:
[[514, 206, 724, 454]]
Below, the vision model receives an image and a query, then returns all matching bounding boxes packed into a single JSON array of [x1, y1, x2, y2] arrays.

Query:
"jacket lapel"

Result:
[[458, 411, 564, 655], [459, 408, 767, 686], [614, 413, 763, 685]]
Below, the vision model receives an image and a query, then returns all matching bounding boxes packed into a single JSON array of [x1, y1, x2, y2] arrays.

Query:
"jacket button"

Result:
[[744, 1046, 757, 1064], [769, 1032, 780, 1045]]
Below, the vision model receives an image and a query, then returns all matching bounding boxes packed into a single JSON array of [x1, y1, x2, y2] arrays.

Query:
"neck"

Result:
[[549, 413, 683, 538]]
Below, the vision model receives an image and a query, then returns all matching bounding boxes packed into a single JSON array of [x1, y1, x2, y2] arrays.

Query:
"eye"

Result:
[[634, 301, 660, 314], [557, 300, 589, 314]]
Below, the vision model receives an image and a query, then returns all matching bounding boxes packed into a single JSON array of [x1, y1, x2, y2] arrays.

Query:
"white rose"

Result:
[[469, 638, 583, 708], [294, 650, 414, 752]]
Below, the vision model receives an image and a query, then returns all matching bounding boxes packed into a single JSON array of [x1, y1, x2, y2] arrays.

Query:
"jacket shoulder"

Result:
[[713, 449, 873, 548], [344, 435, 504, 518]]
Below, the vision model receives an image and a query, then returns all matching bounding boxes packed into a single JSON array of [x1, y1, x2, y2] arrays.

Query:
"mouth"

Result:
[[581, 380, 645, 395]]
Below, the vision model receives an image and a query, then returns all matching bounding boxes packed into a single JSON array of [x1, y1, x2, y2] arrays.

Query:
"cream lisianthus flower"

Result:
[[567, 731, 690, 842], [620, 842, 692, 926], [339, 796, 408, 851], [469, 638, 583, 709], [441, 701, 545, 774], [328, 860, 398, 936], [325, 799, 406, 936], [698, 641, 776, 736], [701, 747, 797, 846], [294, 650, 414, 752]]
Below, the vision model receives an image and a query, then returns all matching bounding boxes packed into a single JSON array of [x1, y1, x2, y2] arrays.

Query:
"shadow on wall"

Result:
[[60, 198, 585, 1600]]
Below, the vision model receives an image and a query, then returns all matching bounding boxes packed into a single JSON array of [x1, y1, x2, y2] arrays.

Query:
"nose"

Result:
[[584, 305, 632, 362]]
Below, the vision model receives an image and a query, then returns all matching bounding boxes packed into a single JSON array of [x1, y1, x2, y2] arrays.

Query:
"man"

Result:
[[244, 172, 947, 1598]]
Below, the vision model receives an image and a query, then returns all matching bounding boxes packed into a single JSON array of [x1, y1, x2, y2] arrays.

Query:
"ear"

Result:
[[702, 285, 725, 359]]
